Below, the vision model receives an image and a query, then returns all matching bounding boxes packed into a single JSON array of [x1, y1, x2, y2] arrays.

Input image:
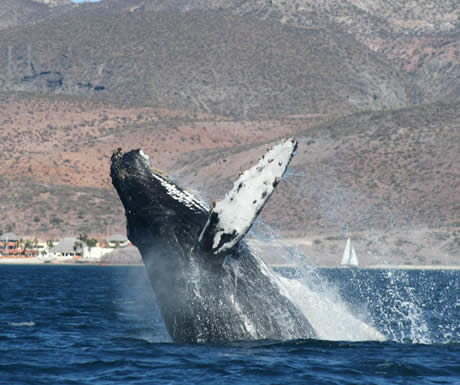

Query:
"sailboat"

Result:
[[341, 237, 359, 267]]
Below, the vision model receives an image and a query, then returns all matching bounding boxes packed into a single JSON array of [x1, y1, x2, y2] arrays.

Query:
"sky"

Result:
[[71, 0, 101, 3]]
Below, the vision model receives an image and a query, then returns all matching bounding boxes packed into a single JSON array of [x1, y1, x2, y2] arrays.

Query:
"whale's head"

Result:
[[110, 149, 209, 251]]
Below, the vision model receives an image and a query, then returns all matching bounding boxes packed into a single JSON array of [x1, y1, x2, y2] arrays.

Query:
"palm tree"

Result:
[[73, 241, 84, 258], [23, 240, 33, 257]]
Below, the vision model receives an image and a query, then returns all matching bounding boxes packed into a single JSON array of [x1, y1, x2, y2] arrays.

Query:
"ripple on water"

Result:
[[0, 265, 458, 385], [7, 321, 36, 327]]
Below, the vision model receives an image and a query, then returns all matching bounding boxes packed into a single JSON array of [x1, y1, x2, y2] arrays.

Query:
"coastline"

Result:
[[1, 258, 459, 270], [247, 231, 460, 268]]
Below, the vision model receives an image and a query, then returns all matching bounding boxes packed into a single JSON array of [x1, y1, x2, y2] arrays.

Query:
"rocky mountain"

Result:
[[372, 33, 459, 104], [32, 0, 71, 6], [0, 7, 417, 118], [0, 0, 456, 117], [131, 0, 457, 35], [0, 0, 73, 31], [134, 0, 459, 104], [0, 0, 49, 30], [112, 0, 458, 106]]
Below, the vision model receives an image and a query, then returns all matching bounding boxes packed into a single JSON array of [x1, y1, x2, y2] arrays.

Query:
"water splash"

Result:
[[118, 219, 456, 345], [251, 220, 385, 341], [368, 270, 430, 344], [250, 220, 457, 344], [359, 269, 459, 344], [277, 275, 385, 341]]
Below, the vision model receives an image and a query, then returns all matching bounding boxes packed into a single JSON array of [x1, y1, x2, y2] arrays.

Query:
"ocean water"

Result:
[[0, 265, 458, 385]]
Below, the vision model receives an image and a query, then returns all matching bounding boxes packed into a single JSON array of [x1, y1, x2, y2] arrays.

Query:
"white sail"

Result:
[[341, 238, 351, 265], [341, 237, 359, 267], [349, 246, 359, 266]]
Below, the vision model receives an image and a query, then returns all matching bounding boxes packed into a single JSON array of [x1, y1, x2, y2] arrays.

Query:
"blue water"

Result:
[[0, 265, 458, 384]]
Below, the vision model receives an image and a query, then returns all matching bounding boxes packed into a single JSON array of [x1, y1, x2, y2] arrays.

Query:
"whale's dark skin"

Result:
[[110, 147, 316, 343]]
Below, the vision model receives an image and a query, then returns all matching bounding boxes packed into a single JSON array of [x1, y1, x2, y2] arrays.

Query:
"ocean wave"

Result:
[[8, 321, 36, 327]]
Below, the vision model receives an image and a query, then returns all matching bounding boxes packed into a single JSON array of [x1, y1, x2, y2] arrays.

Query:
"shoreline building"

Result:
[[49, 236, 112, 261], [49, 237, 83, 258], [107, 234, 129, 248], [0, 233, 20, 256]]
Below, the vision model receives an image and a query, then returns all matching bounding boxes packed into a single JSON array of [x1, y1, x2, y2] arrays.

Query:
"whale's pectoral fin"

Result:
[[198, 138, 298, 255]]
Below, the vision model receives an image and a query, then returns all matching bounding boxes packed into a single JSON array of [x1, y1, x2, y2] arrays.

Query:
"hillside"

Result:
[[0, 0, 73, 31], [127, 0, 459, 105], [370, 33, 459, 104], [0, 93, 458, 265], [172, 101, 460, 265], [0, 92, 324, 237], [0, 1, 456, 117], [0, 7, 416, 118], [172, 101, 459, 232]]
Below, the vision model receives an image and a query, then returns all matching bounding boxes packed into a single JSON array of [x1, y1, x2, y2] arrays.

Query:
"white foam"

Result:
[[230, 294, 257, 338], [376, 270, 431, 344], [8, 321, 36, 327], [278, 276, 386, 342]]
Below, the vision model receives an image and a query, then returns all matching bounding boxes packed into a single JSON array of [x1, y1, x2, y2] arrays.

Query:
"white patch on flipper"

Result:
[[200, 138, 297, 254]]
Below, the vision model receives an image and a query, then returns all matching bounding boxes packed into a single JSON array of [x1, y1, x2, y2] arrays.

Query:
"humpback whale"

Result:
[[110, 138, 317, 343]]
